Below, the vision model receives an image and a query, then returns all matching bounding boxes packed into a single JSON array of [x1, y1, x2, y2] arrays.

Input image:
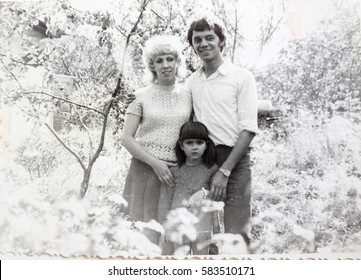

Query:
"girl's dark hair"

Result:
[[187, 18, 226, 51], [175, 121, 216, 168]]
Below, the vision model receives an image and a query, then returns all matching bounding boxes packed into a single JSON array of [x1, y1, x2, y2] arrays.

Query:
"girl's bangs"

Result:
[[180, 122, 209, 141]]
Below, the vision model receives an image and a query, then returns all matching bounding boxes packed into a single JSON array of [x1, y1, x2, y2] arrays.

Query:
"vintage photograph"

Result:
[[0, 0, 360, 258]]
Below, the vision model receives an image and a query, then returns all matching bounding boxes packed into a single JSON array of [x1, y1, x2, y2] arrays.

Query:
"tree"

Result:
[[256, 0, 361, 122], [0, 0, 151, 198]]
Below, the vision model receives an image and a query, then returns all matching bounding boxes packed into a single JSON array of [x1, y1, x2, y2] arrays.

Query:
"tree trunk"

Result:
[[80, 167, 92, 199]]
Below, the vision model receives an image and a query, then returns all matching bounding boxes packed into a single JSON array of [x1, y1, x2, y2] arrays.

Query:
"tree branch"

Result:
[[1, 59, 24, 91], [115, 25, 127, 37], [44, 122, 86, 171], [23, 91, 105, 115], [73, 104, 94, 161], [151, 9, 167, 22], [112, 0, 150, 98], [0, 53, 44, 68], [89, 100, 113, 168]]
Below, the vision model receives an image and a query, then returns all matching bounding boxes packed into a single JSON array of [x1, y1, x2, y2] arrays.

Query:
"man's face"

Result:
[[192, 29, 222, 62]]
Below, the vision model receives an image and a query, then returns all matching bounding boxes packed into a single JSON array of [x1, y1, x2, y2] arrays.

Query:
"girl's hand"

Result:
[[188, 189, 208, 206], [151, 159, 177, 187]]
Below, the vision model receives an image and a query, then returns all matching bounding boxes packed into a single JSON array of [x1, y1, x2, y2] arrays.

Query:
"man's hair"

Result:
[[175, 121, 216, 168], [187, 17, 226, 51], [142, 35, 185, 83]]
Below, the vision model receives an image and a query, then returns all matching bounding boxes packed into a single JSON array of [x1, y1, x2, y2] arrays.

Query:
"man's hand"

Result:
[[124, 93, 136, 107], [210, 171, 228, 201]]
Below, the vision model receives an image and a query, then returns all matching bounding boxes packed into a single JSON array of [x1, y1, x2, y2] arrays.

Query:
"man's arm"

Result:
[[210, 130, 255, 201]]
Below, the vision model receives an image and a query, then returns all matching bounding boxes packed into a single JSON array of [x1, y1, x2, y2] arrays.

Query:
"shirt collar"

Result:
[[197, 60, 231, 77]]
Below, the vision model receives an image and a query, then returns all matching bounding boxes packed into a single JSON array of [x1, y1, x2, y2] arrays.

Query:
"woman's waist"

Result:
[[138, 141, 177, 162]]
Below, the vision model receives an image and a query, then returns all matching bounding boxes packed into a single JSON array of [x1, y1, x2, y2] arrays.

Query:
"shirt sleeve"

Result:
[[125, 94, 142, 117], [237, 70, 259, 134]]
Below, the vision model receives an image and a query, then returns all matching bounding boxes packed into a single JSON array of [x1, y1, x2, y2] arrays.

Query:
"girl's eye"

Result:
[[166, 57, 174, 62], [197, 141, 205, 145]]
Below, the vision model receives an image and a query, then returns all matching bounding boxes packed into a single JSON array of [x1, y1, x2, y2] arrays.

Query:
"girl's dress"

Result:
[[158, 163, 218, 254]]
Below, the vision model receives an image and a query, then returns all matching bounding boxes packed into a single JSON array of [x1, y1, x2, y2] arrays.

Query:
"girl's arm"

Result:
[[188, 165, 218, 206], [122, 113, 175, 187]]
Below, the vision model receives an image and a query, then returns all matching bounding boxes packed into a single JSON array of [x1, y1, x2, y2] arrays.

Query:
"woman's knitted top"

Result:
[[126, 83, 192, 161]]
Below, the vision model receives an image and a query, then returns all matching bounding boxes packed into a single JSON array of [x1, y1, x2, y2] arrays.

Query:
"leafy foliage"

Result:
[[15, 133, 59, 179]]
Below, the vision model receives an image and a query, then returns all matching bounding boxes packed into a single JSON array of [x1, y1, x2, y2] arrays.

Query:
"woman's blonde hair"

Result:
[[142, 35, 186, 83]]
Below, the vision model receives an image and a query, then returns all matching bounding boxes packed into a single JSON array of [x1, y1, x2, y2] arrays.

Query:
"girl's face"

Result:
[[153, 54, 178, 85], [180, 139, 207, 165]]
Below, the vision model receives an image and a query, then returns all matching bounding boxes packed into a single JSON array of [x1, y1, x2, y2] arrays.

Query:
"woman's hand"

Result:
[[151, 159, 177, 187]]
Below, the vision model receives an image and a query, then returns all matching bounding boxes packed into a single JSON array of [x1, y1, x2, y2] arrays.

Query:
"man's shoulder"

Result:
[[187, 67, 203, 81], [224, 61, 253, 76]]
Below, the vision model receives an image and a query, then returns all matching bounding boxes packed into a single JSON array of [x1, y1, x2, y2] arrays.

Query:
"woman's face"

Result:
[[153, 54, 178, 85]]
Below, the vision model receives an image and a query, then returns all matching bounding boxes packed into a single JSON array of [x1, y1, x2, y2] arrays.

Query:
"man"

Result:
[[186, 17, 258, 245]]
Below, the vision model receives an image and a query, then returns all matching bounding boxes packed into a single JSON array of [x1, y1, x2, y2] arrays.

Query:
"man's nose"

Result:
[[200, 38, 207, 47]]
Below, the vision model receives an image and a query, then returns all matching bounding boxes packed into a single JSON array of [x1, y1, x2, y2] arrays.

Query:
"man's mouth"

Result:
[[199, 49, 211, 54]]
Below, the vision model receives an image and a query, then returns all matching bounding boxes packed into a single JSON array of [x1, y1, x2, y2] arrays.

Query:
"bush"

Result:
[[14, 134, 60, 179]]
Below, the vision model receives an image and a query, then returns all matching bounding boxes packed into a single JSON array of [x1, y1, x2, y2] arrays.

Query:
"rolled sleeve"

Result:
[[237, 71, 259, 134]]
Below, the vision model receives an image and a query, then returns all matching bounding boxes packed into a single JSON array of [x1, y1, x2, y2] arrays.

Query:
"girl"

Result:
[[158, 121, 219, 255]]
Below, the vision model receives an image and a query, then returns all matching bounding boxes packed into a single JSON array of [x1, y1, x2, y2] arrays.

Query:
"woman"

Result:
[[121, 35, 192, 243]]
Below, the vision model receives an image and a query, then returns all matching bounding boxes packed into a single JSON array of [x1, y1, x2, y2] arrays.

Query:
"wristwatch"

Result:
[[219, 167, 231, 177]]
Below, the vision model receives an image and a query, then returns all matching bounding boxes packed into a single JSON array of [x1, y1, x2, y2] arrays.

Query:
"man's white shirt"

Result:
[[186, 60, 259, 146]]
